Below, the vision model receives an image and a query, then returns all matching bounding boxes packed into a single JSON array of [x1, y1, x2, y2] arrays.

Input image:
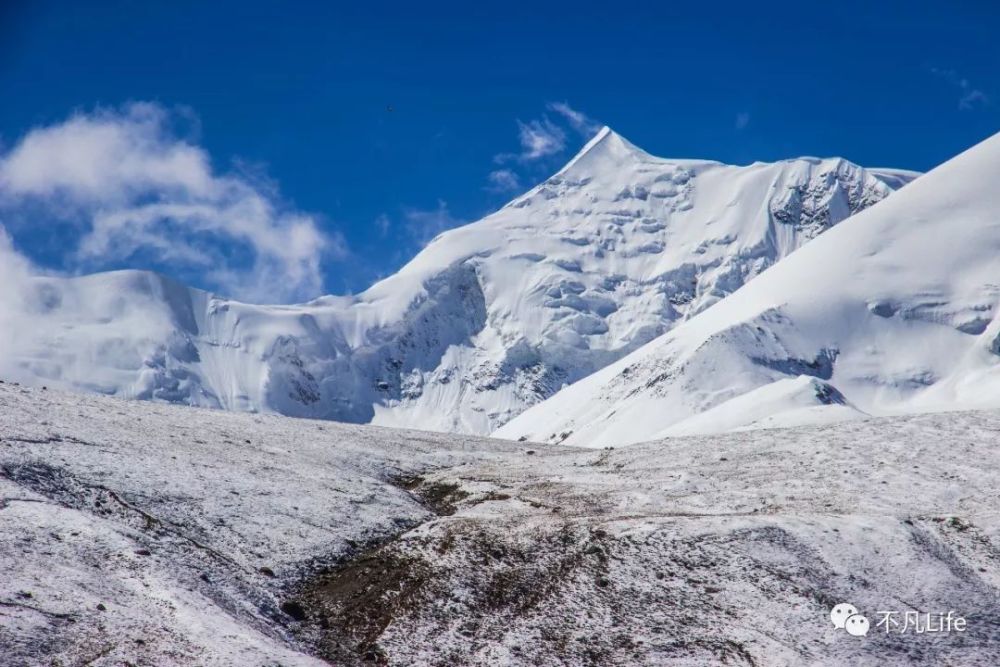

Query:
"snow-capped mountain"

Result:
[[0, 127, 914, 433], [496, 130, 1000, 447]]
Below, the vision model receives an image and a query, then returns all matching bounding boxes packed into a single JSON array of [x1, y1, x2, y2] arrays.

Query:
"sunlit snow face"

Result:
[[845, 613, 870, 637], [830, 603, 859, 629]]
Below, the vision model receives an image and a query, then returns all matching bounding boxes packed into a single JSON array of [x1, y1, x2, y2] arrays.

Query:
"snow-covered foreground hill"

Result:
[[497, 130, 1000, 447], [3, 383, 999, 665], [0, 128, 913, 435]]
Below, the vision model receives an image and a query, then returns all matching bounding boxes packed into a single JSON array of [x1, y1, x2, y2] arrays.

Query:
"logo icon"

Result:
[[831, 602, 869, 637], [845, 613, 870, 636], [830, 603, 858, 629]]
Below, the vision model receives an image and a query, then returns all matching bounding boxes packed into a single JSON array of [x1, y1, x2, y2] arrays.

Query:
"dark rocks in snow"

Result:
[[410, 480, 469, 517], [280, 600, 307, 621], [868, 299, 899, 318], [294, 549, 429, 666]]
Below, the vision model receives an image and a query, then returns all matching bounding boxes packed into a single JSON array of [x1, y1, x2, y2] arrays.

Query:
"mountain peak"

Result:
[[497, 131, 1000, 447], [1, 118, 919, 440], [588, 124, 617, 145], [556, 125, 648, 176]]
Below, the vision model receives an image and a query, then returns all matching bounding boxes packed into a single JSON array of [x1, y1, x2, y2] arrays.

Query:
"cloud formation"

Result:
[[490, 102, 602, 194], [0, 103, 339, 303], [494, 102, 603, 166], [959, 89, 989, 111], [486, 169, 521, 193], [516, 118, 566, 161], [374, 213, 392, 237], [735, 112, 751, 130], [930, 68, 990, 111], [403, 200, 463, 246], [0, 227, 33, 354], [547, 102, 602, 136]]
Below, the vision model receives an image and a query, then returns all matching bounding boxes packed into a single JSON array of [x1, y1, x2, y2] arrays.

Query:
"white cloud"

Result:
[[0, 103, 209, 202], [486, 169, 521, 193], [547, 102, 602, 136], [403, 200, 462, 246], [931, 68, 990, 111], [494, 103, 602, 168], [0, 103, 340, 303], [735, 112, 751, 130], [375, 213, 392, 237], [516, 118, 566, 161], [959, 89, 989, 111], [0, 226, 38, 378]]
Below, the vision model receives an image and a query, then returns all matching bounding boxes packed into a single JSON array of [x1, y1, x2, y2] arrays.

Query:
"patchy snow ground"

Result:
[[2, 383, 999, 665], [0, 382, 525, 666]]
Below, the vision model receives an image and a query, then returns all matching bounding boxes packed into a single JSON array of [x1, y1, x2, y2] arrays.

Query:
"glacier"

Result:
[[498, 129, 1000, 446]]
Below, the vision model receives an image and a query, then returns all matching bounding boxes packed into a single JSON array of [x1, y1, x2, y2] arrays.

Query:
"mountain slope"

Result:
[[0, 128, 911, 433], [4, 383, 1000, 665], [496, 130, 1000, 447]]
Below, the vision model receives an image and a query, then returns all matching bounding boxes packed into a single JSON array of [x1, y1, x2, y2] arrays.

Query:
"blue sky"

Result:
[[1, 0, 998, 301]]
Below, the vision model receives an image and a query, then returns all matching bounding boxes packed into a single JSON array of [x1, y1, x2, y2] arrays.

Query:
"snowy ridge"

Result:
[[497, 130, 1000, 447], [0, 127, 909, 433]]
